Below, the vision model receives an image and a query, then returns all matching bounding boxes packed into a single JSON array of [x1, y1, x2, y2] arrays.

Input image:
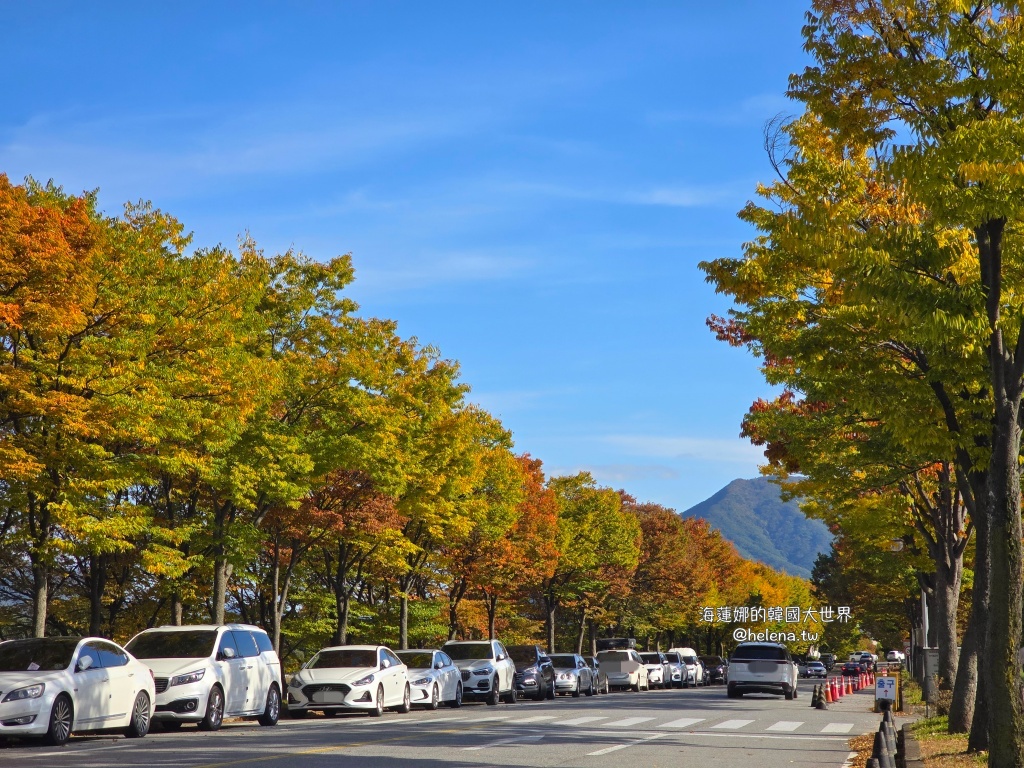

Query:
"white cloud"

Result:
[[545, 463, 681, 484]]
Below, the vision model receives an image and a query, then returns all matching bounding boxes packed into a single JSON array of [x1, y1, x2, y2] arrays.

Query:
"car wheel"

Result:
[[486, 678, 500, 706], [258, 685, 281, 726], [370, 685, 385, 717], [289, 709, 308, 719], [631, 680, 640, 692], [447, 683, 463, 708], [785, 688, 795, 701], [124, 691, 151, 738], [44, 693, 73, 747], [428, 683, 440, 710], [572, 677, 581, 698], [545, 678, 556, 700], [586, 677, 595, 696], [198, 686, 225, 732], [396, 684, 411, 714], [503, 683, 518, 704]]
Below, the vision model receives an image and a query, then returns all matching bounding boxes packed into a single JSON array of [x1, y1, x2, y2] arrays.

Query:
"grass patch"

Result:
[[910, 716, 987, 767]]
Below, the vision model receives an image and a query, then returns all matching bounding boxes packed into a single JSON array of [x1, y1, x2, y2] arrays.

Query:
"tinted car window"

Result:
[[640, 653, 664, 664], [385, 649, 402, 667], [731, 644, 787, 661], [0, 638, 79, 672], [96, 642, 129, 667], [440, 653, 453, 666], [548, 654, 578, 668], [231, 631, 259, 658], [665, 652, 682, 663], [253, 631, 274, 653], [395, 651, 433, 669], [507, 646, 538, 664], [309, 649, 376, 668], [442, 643, 494, 661], [80, 642, 104, 669], [126, 630, 218, 659], [218, 631, 239, 659], [597, 651, 630, 662]]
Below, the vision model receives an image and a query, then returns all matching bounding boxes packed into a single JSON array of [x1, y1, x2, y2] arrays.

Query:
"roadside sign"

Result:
[[876, 676, 897, 701]]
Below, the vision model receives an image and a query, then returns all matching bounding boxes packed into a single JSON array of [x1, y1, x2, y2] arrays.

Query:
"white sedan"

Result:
[[394, 649, 462, 709], [0, 636, 155, 745], [287, 645, 410, 717]]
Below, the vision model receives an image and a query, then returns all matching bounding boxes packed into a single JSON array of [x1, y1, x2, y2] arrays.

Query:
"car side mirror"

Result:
[[76, 656, 93, 672], [219, 647, 237, 660], [381, 660, 391, 669], [496, 653, 505, 661], [435, 661, 444, 670]]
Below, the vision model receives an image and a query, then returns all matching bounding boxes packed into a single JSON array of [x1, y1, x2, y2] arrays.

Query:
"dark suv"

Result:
[[506, 644, 555, 701]]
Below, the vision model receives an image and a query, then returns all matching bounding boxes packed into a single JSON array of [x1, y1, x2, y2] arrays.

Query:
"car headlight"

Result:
[[521, 666, 538, 675], [473, 666, 494, 676], [558, 673, 572, 680], [169, 669, 206, 687], [352, 673, 375, 686], [411, 677, 431, 686], [2, 684, 44, 702], [289, 677, 304, 688]]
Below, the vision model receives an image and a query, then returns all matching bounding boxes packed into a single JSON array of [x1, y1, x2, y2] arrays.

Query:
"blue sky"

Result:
[[3, 2, 810, 511]]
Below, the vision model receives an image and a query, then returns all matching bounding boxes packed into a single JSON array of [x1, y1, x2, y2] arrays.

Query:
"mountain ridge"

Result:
[[680, 476, 832, 580]]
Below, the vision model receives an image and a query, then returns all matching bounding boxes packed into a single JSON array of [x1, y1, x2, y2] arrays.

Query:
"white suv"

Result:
[[125, 624, 282, 730], [441, 640, 517, 705], [726, 642, 799, 700]]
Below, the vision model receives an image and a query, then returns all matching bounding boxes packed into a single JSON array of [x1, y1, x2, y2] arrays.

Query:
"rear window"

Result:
[[597, 651, 630, 662], [665, 653, 681, 663], [730, 644, 787, 661], [639, 653, 663, 664]]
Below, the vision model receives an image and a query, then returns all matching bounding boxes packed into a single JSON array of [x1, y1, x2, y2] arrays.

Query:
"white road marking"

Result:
[[657, 717, 705, 729], [711, 719, 754, 729], [821, 722, 855, 734], [766, 720, 803, 732], [841, 750, 859, 767], [467, 715, 510, 723], [464, 734, 545, 750], [685, 732, 851, 742], [604, 716, 656, 727], [551, 716, 608, 726], [587, 732, 668, 756], [509, 715, 558, 723]]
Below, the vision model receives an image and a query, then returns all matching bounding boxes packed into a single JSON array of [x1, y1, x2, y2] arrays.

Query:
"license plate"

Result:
[[750, 662, 777, 674], [312, 691, 346, 704]]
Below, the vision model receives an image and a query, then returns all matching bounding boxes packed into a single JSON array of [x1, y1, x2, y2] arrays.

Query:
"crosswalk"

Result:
[[453, 713, 856, 736]]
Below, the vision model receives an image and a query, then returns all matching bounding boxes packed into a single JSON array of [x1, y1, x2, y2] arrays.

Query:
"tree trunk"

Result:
[[949, 614, 978, 734], [212, 556, 230, 625], [483, 591, 498, 640], [589, 621, 598, 657], [574, 608, 587, 654], [87, 553, 106, 637], [399, 594, 409, 650], [30, 561, 47, 638], [172, 591, 183, 626], [933, 558, 962, 690], [544, 587, 557, 653], [967, 491, 991, 750]]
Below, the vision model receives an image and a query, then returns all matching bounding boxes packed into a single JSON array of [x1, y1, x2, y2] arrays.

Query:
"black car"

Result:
[[841, 661, 864, 676], [699, 655, 727, 684], [819, 653, 836, 671], [506, 644, 556, 701]]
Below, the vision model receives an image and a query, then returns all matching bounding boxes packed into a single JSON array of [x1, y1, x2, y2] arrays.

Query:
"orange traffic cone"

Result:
[[824, 681, 833, 703]]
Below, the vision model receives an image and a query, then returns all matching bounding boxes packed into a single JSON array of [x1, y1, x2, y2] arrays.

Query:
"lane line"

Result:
[[510, 715, 558, 723], [684, 731, 852, 742], [766, 721, 803, 732], [821, 723, 855, 734], [604, 716, 656, 727], [550, 716, 608, 726], [464, 734, 545, 750], [657, 717, 705, 729], [711, 719, 754, 729], [587, 732, 668, 756]]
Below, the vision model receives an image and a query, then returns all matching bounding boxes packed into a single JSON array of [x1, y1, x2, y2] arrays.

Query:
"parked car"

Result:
[[663, 651, 686, 688], [286, 645, 409, 717], [699, 655, 727, 684], [885, 650, 905, 666], [584, 656, 609, 694], [506, 644, 555, 701], [394, 649, 462, 709], [0, 636, 155, 745], [638, 651, 671, 690], [440, 639, 517, 705], [596, 649, 649, 692], [726, 642, 799, 700], [125, 624, 281, 731], [859, 652, 876, 669], [819, 653, 836, 670], [669, 647, 705, 687], [595, 637, 636, 651], [548, 653, 595, 697], [802, 661, 828, 679], [841, 661, 865, 676]]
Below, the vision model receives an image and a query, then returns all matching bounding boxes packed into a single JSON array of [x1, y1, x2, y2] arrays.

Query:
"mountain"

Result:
[[681, 477, 832, 580]]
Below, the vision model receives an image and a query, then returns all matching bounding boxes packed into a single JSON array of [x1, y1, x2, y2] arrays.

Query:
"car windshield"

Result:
[[308, 649, 377, 668], [700, 656, 724, 666], [664, 653, 681, 663], [548, 654, 578, 668], [443, 643, 493, 661], [0, 638, 79, 671], [640, 653, 663, 664], [682, 655, 698, 664], [125, 630, 217, 659], [597, 651, 630, 661], [507, 647, 537, 664], [809, 662, 825, 668], [395, 651, 433, 669], [731, 645, 786, 661]]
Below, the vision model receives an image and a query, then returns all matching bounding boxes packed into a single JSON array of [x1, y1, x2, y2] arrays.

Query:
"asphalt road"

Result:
[[0, 679, 888, 768]]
